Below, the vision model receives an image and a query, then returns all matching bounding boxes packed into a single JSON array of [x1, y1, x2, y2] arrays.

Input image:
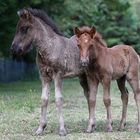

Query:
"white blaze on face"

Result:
[[84, 39, 88, 43]]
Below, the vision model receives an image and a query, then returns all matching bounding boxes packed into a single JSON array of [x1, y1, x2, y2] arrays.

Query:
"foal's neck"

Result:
[[34, 18, 59, 53], [91, 41, 106, 61]]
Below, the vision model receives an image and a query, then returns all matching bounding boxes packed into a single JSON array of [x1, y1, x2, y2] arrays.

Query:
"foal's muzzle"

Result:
[[11, 44, 23, 54], [80, 57, 89, 67]]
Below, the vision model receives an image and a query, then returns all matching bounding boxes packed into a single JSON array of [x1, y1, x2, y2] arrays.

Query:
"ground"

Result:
[[0, 78, 140, 140]]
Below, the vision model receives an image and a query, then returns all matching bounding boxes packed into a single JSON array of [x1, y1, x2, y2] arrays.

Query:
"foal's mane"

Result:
[[27, 8, 63, 36], [79, 26, 107, 47], [94, 32, 107, 47]]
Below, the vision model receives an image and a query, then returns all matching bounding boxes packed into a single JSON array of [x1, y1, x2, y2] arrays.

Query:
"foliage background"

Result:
[[0, 0, 140, 62]]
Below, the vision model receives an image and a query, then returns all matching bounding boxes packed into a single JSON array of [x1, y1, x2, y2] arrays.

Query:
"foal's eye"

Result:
[[20, 26, 29, 34]]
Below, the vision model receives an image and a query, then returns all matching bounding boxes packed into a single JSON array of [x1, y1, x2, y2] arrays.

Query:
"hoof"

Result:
[[106, 122, 113, 132], [59, 129, 67, 136], [36, 124, 46, 135], [107, 126, 113, 132], [118, 128, 122, 131], [118, 123, 126, 131], [36, 127, 44, 135], [86, 129, 94, 133], [86, 125, 96, 133]]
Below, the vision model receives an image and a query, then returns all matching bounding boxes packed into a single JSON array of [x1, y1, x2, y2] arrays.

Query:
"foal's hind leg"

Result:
[[36, 77, 51, 135], [127, 71, 140, 132], [54, 73, 67, 136], [117, 77, 128, 131]]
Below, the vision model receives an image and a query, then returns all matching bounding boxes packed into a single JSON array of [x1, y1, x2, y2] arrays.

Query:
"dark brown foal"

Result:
[[74, 26, 140, 133]]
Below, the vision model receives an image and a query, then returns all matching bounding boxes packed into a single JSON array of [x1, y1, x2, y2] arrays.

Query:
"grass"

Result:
[[0, 78, 140, 140]]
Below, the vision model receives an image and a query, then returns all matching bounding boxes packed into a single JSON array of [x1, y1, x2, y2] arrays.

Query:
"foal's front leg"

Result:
[[79, 74, 89, 110], [102, 78, 113, 132], [36, 78, 51, 135], [54, 73, 67, 136], [86, 77, 99, 133]]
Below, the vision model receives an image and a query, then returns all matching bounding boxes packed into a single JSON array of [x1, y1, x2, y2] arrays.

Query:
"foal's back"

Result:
[[107, 45, 139, 80]]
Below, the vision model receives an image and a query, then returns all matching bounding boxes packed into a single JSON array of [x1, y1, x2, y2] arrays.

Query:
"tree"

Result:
[[51, 0, 140, 53]]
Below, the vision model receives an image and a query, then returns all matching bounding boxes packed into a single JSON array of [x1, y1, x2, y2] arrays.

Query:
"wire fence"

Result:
[[0, 58, 38, 83]]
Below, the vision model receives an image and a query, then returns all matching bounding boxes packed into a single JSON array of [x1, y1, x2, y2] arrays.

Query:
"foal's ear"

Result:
[[74, 27, 81, 37], [17, 9, 32, 20], [90, 26, 96, 38]]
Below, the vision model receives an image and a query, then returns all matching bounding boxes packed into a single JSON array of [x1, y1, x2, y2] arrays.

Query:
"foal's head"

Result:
[[74, 26, 96, 66], [11, 9, 36, 55]]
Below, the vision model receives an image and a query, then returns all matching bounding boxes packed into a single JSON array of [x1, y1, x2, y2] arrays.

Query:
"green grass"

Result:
[[0, 78, 140, 140]]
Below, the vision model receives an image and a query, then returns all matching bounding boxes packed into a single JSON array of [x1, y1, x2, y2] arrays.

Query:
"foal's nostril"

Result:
[[11, 44, 17, 50], [81, 62, 88, 67], [80, 57, 89, 67], [11, 44, 22, 54], [80, 60, 89, 67]]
